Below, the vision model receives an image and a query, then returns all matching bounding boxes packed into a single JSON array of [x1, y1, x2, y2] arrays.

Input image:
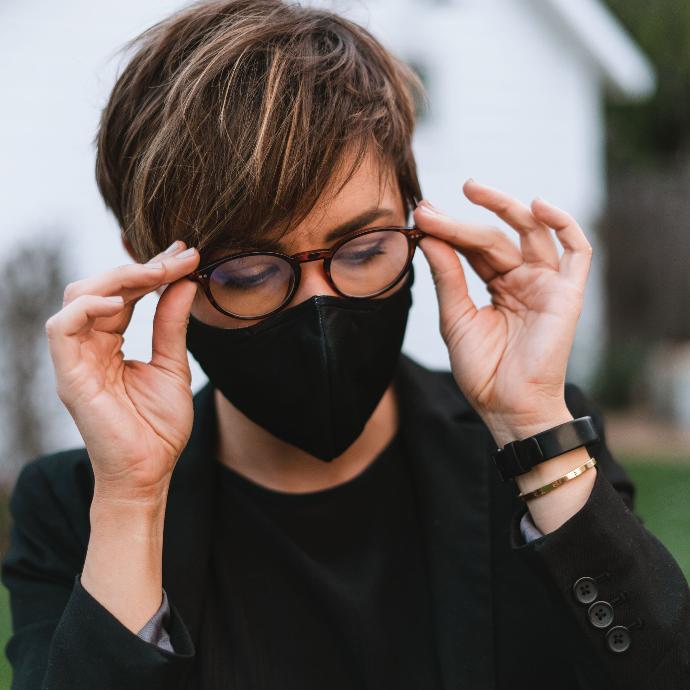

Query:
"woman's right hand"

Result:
[[45, 240, 201, 504]]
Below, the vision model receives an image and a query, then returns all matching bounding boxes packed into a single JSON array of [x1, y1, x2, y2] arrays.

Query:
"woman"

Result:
[[2, 1, 688, 688]]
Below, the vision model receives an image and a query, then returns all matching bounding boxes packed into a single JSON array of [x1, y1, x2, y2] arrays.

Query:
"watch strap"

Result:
[[491, 416, 599, 483]]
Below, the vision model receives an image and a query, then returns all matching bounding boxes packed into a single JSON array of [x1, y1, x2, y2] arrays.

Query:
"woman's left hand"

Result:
[[414, 179, 593, 448]]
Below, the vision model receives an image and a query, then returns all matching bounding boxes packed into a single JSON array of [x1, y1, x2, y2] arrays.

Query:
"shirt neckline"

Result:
[[215, 432, 402, 506]]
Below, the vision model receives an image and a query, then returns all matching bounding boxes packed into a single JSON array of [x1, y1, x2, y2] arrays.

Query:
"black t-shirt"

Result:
[[194, 433, 441, 690]]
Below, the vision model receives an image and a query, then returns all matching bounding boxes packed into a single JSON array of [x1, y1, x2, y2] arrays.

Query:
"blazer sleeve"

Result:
[[509, 382, 690, 690], [1, 460, 195, 690]]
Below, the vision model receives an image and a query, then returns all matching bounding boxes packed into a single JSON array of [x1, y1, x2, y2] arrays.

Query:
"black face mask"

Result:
[[185, 269, 413, 461]]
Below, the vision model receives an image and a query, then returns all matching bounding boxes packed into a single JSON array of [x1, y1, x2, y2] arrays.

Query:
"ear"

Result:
[[121, 234, 137, 260]]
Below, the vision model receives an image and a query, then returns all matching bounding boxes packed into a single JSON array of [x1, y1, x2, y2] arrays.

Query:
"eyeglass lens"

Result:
[[330, 229, 409, 297], [209, 254, 295, 318], [207, 229, 410, 318]]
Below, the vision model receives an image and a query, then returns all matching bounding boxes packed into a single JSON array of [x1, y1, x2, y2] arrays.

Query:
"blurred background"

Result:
[[1, 0, 689, 685]]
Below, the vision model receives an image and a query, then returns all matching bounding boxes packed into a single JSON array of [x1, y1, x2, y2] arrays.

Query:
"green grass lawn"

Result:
[[0, 587, 8, 690], [622, 459, 690, 577], [0, 458, 687, 688]]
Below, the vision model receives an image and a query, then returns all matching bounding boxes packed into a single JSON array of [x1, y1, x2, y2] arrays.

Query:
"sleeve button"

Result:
[[606, 625, 632, 653], [587, 600, 615, 629], [573, 576, 599, 604]]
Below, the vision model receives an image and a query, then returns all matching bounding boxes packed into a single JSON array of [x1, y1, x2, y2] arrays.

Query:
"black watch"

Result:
[[490, 416, 599, 483]]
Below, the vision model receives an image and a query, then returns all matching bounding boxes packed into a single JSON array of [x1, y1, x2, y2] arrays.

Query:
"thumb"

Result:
[[419, 235, 478, 330], [150, 277, 197, 381]]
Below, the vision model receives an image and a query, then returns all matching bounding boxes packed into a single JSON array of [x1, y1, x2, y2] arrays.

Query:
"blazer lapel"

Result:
[[162, 380, 219, 644], [394, 355, 496, 690]]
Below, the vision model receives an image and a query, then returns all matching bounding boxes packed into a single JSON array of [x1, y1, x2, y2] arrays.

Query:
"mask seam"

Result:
[[316, 304, 339, 456]]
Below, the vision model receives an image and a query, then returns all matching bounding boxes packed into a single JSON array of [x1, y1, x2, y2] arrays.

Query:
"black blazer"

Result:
[[2, 355, 689, 690]]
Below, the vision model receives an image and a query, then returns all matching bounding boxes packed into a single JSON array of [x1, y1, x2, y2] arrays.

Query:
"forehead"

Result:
[[292, 149, 402, 240]]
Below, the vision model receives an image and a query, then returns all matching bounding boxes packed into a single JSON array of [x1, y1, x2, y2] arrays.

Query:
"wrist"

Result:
[[513, 445, 593, 494], [90, 496, 169, 538], [86, 488, 167, 591], [91, 478, 170, 519], [84, 493, 166, 634], [516, 447, 597, 534], [486, 406, 574, 448]]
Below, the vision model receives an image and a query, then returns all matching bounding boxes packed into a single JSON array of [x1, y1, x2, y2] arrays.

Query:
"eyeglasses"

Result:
[[186, 225, 426, 320]]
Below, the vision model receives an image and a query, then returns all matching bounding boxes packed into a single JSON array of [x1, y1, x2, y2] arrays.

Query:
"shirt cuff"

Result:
[[137, 588, 175, 653], [519, 510, 544, 544]]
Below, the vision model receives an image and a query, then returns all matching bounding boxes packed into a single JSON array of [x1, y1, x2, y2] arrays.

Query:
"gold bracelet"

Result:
[[517, 457, 597, 501]]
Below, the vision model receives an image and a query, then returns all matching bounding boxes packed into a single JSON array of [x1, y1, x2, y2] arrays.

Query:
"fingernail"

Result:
[[164, 240, 183, 254], [105, 295, 124, 303], [174, 247, 196, 260], [417, 199, 440, 215], [466, 177, 475, 183], [145, 261, 164, 270]]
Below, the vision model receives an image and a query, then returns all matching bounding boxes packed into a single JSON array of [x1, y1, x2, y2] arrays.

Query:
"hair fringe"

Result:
[[94, 0, 424, 262]]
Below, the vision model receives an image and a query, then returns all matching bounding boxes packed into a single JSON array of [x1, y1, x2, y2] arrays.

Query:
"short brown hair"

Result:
[[94, 0, 425, 263]]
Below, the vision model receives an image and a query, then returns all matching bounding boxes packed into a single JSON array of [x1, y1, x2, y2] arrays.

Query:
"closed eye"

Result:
[[214, 263, 281, 290], [335, 240, 386, 264]]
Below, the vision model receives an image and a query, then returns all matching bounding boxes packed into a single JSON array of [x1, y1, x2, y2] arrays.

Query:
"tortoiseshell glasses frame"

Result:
[[186, 225, 426, 320]]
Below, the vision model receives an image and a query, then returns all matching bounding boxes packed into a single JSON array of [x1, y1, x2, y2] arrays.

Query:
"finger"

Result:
[[148, 239, 186, 263], [419, 236, 478, 326], [45, 295, 126, 374], [459, 249, 499, 284], [62, 244, 198, 309], [413, 202, 523, 275], [150, 278, 198, 382], [58, 242, 184, 340], [462, 179, 560, 267], [143, 240, 187, 298], [62, 262, 162, 307], [530, 198, 593, 285], [61, 261, 165, 338]]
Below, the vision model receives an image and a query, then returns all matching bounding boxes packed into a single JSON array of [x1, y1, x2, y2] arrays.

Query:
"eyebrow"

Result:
[[206, 206, 401, 261], [322, 206, 400, 244]]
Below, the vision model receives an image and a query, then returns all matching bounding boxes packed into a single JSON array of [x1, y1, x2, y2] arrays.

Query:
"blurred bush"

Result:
[[597, 1, 690, 408], [604, 0, 690, 169], [0, 233, 69, 486], [592, 339, 650, 409]]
